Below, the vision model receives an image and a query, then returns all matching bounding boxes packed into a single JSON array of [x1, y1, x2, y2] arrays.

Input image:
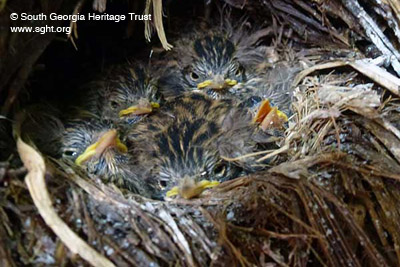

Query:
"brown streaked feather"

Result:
[[238, 61, 303, 117], [60, 118, 147, 195], [127, 93, 260, 199], [77, 61, 162, 127], [157, 11, 270, 100]]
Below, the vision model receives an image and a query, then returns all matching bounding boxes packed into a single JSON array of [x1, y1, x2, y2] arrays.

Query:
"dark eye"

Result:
[[213, 163, 226, 177], [110, 101, 119, 109], [190, 72, 199, 81], [158, 180, 167, 189], [235, 66, 243, 76], [63, 150, 77, 158]]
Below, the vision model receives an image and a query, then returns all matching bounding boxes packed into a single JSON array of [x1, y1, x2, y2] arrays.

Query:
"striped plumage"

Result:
[[158, 18, 269, 100], [15, 17, 299, 199], [53, 61, 163, 192], [238, 62, 302, 117], [60, 119, 146, 194], [127, 93, 259, 199], [80, 61, 162, 127]]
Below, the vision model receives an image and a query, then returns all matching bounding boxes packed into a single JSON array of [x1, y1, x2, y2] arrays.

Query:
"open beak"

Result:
[[253, 99, 288, 130], [119, 102, 160, 118], [75, 129, 128, 166], [197, 75, 238, 90], [166, 178, 220, 199]]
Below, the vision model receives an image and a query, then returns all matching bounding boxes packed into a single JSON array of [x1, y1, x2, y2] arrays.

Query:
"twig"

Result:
[[17, 138, 115, 267], [341, 0, 400, 76], [371, 0, 400, 44], [293, 59, 400, 96], [144, 0, 173, 50]]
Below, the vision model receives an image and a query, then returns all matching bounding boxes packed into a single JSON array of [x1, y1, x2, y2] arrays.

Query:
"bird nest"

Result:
[[2, 0, 400, 266]]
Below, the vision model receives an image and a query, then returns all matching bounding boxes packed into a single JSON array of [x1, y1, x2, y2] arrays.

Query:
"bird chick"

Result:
[[60, 119, 146, 194], [81, 62, 162, 127], [158, 17, 270, 100], [127, 93, 259, 200], [238, 62, 303, 130]]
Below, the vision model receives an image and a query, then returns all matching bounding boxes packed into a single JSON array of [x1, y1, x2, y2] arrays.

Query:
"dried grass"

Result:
[[2, 0, 400, 266], [3, 48, 400, 266]]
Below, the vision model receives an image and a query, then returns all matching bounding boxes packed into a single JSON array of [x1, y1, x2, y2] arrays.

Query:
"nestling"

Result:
[[158, 17, 270, 100], [80, 62, 162, 127], [60, 119, 147, 194], [127, 93, 261, 200], [239, 62, 302, 130]]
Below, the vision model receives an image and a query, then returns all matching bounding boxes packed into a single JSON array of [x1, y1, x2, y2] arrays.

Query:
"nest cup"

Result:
[[2, 0, 400, 266]]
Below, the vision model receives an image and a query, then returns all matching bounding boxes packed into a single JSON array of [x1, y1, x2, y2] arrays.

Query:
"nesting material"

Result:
[[2, 0, 400, 266], [5, 50, 400, 266]]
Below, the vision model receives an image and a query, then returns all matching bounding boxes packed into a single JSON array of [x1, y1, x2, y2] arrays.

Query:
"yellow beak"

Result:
[[252, 99, 288, 131], [276, 109, 288, 121], [259, 107, 288, 131], [197, 78, 238, 90], [197, 80, 213, 89], [224, 79, 238, 86], [166, 179, 220, 199], [253, 99, 288, 125], [119, 102, 160, 118], [75, 129, 128, 166], [253, 99, 272, 123]]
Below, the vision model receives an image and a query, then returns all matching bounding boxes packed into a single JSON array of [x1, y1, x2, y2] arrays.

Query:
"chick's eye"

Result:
[[63, 149, 77, 158], [158, 180, 167, 189], [190, 72, 199, 81], [213, 163, 226, 177], [235, 66, 243, 76], [110, 101, 119, 109]]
